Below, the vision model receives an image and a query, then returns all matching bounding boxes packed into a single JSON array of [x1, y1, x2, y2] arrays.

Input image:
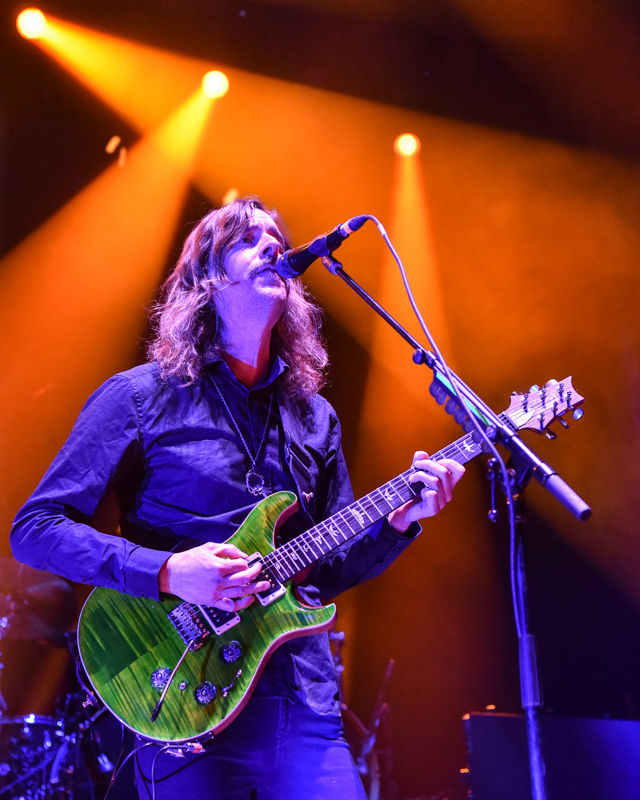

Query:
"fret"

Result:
[[387, 479, 408, 504], [308, 528, 329, 555], [289, 545, 313, 569], [296, 537, 318, 562], [371, 486, 395, 513], [264, 552, 288, 581], [275, 548, 298, 575], [357, 496, 377, 524], [398, 473, 415, 496], [438, 444, 459, 460], [337, 509, 359, 534], [390, 476, 414, 503], [287, 547, 308, 568], [320, 520, 345, 547], [299, 531, 325, 559], [350, 505, 368, 528], [445, 442, 466, 462], [277, 540, 310, 569]]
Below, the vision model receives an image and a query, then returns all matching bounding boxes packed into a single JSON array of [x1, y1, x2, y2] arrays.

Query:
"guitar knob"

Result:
[[150, 668, 171, 691], [219, 641, 243, 664], [194, 682, 217, 705], [529, 384, 540, 393], [572, 408, 584, 421]]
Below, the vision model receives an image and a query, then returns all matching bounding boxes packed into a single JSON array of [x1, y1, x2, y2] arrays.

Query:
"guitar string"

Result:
[[267, 450, 467, 578], [267, 387, 570, 580]]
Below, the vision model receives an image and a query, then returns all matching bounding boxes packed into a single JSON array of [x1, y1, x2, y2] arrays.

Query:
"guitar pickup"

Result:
[[247, 553, 286, 607], [199, 605, 241, 636]]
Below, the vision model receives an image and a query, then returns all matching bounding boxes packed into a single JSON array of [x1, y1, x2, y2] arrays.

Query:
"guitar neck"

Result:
[[264, 432, 483, 582]]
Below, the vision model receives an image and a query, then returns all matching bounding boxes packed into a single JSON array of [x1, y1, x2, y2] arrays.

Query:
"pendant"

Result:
[[246, 469, 266, 496]]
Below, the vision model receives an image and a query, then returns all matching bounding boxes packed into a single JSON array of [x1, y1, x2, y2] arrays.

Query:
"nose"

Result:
[[259, 232, 281, 258]]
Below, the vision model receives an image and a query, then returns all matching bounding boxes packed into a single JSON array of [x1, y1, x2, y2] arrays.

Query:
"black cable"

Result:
[[150, 745, 171, 800]]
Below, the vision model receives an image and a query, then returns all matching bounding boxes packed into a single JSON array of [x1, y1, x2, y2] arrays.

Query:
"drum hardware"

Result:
[[329, 629, 398, 800], [0, 559, 76, 647], [0, 715, 80, 799], [0, 558, 118, 798]]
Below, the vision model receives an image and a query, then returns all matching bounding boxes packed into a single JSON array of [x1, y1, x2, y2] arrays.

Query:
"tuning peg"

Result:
[[445, 397, 457, 415], [545, 429, 557, 440], [454, 406, 467, 425], [572, 408, 584, 421], [559, 418, 569, 429], [529, 384, 540, 393], [429, 381, 448, 405], [545, 379, 558, 387]]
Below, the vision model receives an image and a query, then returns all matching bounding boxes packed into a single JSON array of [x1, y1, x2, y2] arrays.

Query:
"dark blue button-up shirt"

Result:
[[11, 357, 418, 713]]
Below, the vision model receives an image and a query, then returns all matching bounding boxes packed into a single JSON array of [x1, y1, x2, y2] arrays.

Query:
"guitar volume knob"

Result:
[[151, 668, 171, 691], [219, 641, 243, 664], [194, 682, 217, 705]]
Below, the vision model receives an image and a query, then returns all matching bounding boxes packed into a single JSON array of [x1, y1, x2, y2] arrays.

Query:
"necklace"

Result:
[[211, 376, 274, 497]]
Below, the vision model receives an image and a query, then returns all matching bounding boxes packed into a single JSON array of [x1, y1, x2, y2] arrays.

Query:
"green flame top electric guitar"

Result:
[[77, 379, 583, 743]]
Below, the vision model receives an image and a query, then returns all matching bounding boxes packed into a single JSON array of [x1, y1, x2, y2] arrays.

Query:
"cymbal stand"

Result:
[[329, 631, 397, 800]]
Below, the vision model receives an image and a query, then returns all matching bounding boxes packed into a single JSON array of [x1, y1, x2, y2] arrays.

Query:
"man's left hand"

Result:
[[387, 451, 465, 534]]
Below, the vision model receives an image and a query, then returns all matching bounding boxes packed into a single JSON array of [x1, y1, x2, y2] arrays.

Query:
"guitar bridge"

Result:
[[167, 603, 211, 649], [247, 553, 286, 607]]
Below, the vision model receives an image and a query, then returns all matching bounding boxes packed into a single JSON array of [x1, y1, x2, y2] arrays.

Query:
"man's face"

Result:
[[213, 209, 288, 325]]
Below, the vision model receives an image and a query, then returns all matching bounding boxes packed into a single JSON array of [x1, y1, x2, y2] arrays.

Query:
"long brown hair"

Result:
[[148, 197, 328, 398]]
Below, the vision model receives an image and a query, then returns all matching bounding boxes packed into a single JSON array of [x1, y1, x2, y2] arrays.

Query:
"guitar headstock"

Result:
[[504, 377, 584, 436]]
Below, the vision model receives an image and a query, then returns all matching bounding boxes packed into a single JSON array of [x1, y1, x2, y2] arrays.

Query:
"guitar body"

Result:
[[77, 492, 336, 743]]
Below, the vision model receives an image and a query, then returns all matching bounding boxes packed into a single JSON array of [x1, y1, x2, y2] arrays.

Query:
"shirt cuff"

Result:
[[385, 516, 422, 540], [123, 546, 173, 600]]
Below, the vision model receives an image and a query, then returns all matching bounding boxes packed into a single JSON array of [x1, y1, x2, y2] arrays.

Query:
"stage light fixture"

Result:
[[222, 187, 240, 205], [394, 133, 421, 157], [17, 8, 47, 39], [202, 70, 229, 99]]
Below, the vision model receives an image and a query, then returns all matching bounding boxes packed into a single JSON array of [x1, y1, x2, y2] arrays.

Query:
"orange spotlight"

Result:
[[202, 70, 229, 99], [29, 16, 214, 133], [394, 133, 421, 157], [16, 8, 47, 39], [222, 187, 240, 205]]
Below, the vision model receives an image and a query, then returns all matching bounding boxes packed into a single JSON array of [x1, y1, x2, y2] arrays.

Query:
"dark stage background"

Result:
[[2, 1, 640, 797]]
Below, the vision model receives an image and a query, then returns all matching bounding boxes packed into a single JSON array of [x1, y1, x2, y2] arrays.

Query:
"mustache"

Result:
[[249, 258, 282, 280]]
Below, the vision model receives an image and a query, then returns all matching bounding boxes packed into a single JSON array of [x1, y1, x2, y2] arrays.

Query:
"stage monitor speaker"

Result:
[[464, 712, 640, 800]]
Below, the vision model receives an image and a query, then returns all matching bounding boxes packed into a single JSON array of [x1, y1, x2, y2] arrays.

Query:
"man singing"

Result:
[[11, 196, 464, 799]]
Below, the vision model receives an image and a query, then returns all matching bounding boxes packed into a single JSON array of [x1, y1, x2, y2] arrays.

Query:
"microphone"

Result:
[[275, 215, 368, 278]]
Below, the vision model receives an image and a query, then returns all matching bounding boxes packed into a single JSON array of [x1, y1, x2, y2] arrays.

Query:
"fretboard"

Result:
[[263, 431, 483, 582]]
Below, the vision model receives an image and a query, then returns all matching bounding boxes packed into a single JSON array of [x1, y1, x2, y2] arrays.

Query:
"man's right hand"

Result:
[[158, 542, 271, 610]]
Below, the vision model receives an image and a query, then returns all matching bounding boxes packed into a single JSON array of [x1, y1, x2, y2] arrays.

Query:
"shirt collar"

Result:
[[207, 354, 289, 392]]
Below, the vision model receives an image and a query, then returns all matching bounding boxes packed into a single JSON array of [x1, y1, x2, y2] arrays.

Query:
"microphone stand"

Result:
[[321, 253, 591, 800]]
